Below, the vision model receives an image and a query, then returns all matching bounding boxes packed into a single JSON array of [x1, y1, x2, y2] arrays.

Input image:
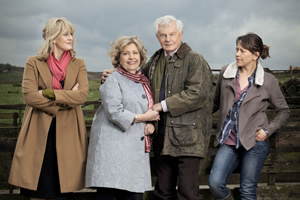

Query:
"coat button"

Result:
[[141, 136, 144, 141], [168, 91, 171, 94], [193, 123, 196, 126], [171, 120, 174, 124], [142, 94, 146, 99]]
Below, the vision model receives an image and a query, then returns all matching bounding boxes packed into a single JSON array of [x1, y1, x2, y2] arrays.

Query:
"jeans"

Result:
[[208, 141, 269, 200]]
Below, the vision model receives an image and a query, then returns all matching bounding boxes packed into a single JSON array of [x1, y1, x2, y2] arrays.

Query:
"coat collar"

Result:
[[223, 61, 265, 86], [176, 43, 192, 59], [153, 42, 192, 59], [36, 57, 77, 89]]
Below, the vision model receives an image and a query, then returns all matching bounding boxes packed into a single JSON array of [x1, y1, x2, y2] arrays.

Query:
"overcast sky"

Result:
[[0, 0, 299, 72]]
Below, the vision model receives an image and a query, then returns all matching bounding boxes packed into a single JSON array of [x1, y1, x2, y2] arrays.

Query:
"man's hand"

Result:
[[101, 69, 114, 83], [152, 103, 163, 112]]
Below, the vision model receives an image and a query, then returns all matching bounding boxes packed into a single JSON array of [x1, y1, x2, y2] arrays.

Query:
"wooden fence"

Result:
[[0, 97, 300, 199]]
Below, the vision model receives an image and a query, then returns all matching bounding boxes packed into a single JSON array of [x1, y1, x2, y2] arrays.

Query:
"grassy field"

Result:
[[0, 80, 101, 126], [0, 80, 101, 105]]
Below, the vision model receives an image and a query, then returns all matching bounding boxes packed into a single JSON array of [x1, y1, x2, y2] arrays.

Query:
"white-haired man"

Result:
[[140, 15, 213, 200]]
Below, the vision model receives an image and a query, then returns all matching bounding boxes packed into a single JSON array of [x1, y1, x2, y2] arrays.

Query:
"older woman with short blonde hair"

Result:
[[108, 35, 148, 67], [86, 35, 159, 200]]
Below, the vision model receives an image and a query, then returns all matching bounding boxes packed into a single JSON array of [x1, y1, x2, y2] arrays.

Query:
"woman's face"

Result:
[[235, 41, 259, 68], [53, 28, 73, 58], [119, 43, 141, 74]]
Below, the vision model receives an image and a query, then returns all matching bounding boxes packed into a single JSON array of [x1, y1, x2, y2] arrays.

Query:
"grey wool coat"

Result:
[[85, 71, 152, 193]]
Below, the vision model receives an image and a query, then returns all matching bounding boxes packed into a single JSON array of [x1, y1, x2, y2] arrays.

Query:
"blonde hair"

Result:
[[108, 36, 147, 68], [37, 17, 76, 60]]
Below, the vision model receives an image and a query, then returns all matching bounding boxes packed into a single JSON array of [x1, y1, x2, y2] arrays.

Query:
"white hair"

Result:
[[154, 15, 183, 35]]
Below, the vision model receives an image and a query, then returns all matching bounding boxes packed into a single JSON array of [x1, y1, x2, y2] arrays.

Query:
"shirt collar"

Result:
[[164, 45, 181, 57]]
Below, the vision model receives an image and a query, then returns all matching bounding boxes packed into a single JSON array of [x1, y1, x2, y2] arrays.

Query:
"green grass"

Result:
[[0, 80, 102, 125], [0, 80, 101, 105], [87, 80, 101, 101], [0, 84, 24, 105], [0, 71, 23, 83]]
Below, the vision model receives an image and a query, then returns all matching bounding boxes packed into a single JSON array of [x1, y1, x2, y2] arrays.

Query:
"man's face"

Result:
[[156, 21, 183, 55]]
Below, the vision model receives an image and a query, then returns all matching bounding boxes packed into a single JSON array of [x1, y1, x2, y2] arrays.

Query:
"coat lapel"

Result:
[[242, 85, 261, 106], [64, 60, 77, 90], [36, 60, 52, 89], [227, 78, 236, 94]]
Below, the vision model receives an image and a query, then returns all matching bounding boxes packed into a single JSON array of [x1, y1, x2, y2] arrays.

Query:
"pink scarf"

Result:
[[116, 66, 154, 152], [47, 51, 71, 89]]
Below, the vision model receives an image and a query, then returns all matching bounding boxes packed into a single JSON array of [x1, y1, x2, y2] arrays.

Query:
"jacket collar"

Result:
[[176, 43, 192, 58], [223, 61, 264, 86]]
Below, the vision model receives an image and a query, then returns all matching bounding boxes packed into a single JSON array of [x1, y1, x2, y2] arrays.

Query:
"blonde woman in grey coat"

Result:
[[86, 36, 160, 200]]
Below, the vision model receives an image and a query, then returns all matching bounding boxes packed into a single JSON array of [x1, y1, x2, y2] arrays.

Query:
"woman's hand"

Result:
[[144, 109, 160, 121], [144, 123, 155, 136], [72, 83, 79, 91], [256, 129, 268, 141], [135, 109, 160, 123]]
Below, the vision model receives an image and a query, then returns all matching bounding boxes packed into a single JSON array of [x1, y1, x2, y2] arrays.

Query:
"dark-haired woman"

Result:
[[208, 33, 290, 200]]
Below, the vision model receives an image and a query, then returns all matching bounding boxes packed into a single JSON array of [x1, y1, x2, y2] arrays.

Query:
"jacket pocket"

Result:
[[166, 113, 198, 147]]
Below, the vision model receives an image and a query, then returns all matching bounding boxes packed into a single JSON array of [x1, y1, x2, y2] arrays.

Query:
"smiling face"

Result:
[[119, 43, 141, 74], [235, 40, 259, 68], [53, 28, 73, 59], [156, 20, 183, 55]]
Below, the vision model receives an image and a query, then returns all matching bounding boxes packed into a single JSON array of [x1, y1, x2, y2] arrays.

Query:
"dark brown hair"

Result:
[[236, 33, 270, 59]]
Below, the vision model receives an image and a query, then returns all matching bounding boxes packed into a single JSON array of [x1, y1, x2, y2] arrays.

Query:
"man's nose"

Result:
[[165, 35, 170, 41]]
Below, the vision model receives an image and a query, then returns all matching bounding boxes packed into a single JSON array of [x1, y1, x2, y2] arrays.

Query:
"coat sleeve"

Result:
[[265, 76, 290, 135], [166, 53, 213, 117], [54, 59, 89, 106], [22, 57, 60, 115], [100, 74, 135, 132]]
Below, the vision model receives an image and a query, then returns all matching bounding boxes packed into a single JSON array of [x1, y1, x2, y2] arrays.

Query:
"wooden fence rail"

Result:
[[0, 98, 300, 199]]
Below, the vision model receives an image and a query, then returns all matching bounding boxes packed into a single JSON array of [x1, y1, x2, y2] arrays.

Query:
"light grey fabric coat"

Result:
[[85, 71, 152, 193]]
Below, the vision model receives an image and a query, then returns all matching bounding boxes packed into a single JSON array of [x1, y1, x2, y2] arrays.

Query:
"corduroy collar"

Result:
[[154, 43, 192, 59]]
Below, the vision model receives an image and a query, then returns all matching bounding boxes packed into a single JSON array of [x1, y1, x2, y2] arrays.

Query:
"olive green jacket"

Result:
[[140, 43, 213, 158]]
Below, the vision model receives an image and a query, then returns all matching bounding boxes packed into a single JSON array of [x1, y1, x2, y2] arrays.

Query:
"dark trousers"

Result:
[[96, 188, 143, 200], [153, 134, 202, 200]]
